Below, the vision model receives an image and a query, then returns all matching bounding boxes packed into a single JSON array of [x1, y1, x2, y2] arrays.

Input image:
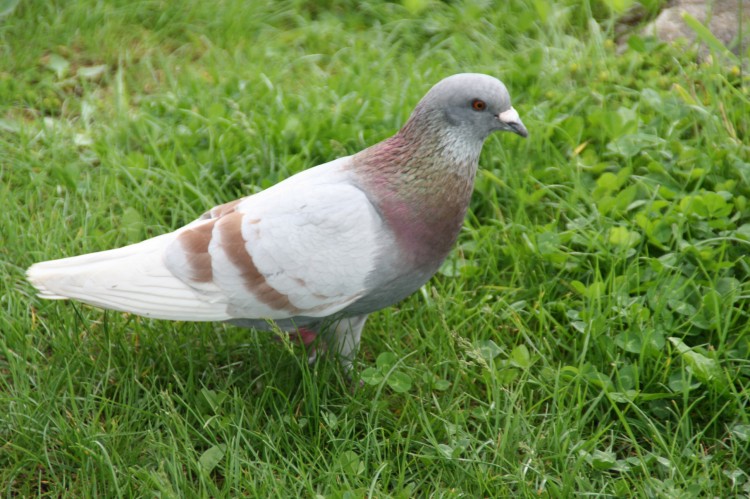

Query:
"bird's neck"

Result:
[[351, 124, 483, 268], [354, 116, 483, 191]]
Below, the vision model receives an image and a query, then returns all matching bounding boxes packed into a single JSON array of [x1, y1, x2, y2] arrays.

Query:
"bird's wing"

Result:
[[29, 157, 384, 322], [164, 166, 383, 320]]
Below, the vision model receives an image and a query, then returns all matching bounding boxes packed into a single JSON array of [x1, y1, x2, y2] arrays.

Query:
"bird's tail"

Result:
[[26, 233, 229, 321]]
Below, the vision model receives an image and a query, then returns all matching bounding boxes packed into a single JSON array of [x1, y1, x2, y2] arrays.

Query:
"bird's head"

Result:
[[412, 73, 528, 142]]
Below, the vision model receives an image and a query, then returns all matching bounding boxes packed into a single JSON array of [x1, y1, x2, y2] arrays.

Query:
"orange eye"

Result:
[[471, 99, 486, 111]]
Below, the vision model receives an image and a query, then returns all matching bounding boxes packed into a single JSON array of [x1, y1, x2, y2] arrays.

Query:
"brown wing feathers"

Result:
[[175, 210, 300, 313]]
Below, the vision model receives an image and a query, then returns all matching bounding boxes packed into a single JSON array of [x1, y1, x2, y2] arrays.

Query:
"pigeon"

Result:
[[26, 73, 527, 370]]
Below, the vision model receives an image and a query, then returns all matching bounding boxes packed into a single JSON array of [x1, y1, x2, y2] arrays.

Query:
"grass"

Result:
[[2, 0, 749, 496]]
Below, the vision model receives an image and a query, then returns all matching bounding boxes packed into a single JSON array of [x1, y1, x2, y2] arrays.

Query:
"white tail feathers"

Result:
[[26, 233, 230, 321]]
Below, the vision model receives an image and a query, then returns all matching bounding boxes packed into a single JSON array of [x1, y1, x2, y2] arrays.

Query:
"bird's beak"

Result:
[[498, 107, 528, 138]]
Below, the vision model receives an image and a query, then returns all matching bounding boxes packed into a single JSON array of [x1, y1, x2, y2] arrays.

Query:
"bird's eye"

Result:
[[471, 99, 486, 111]]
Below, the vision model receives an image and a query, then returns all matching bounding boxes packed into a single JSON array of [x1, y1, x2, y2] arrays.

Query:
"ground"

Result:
[[1, 0, 749, 496]]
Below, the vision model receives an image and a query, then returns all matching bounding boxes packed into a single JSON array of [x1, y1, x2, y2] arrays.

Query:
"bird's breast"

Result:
[[377, 184, 472, 271]]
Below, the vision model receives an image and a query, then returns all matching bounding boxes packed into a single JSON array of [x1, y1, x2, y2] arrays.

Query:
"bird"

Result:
[[26, 73, 528, 371]]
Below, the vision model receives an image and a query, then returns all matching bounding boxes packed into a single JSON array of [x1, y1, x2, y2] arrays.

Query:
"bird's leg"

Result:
[[325, 314, 368, 373], [287, 327, 318, 347], [285, 327, 320, 364], [283, 315, 368, 370]]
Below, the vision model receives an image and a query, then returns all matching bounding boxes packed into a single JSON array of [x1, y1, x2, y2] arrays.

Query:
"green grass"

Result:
[[2, 0, 750, 496]]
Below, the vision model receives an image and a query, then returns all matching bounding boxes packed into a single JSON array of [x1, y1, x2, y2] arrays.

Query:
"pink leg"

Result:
[[284, 327, 321, 364], [275, 328, 317, 345], [293, 327, 318, 347]]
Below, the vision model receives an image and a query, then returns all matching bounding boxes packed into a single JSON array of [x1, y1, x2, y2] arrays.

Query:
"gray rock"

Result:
[[641, 0, 749, 59]]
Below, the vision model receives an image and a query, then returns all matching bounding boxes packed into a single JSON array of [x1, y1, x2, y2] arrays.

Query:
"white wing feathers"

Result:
[[26, 232, 232, 320], [28, 157, 383, 322]]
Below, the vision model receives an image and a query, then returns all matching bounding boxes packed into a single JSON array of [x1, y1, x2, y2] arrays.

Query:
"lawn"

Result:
[[2, 0, 749, 496]]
